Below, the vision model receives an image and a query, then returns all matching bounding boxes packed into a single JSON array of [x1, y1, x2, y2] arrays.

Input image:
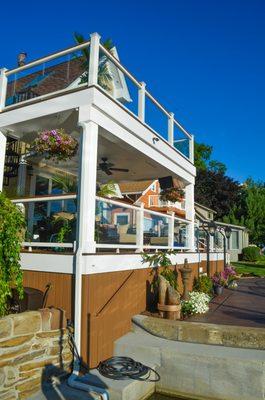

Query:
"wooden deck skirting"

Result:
[[23, 259, 224, 367]]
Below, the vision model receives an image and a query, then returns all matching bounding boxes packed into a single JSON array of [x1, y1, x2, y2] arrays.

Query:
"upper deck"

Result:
[[0, 33, 194, 170]]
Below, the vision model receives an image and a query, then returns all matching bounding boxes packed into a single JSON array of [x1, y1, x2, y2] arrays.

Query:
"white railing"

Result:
[[95, 195, 190, 252], [11, 194, 77, 250], [0, 33, 194, 162], [11, 193, 191, 252]]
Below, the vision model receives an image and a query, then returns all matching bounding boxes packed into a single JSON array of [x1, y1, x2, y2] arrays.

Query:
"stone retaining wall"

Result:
[[132, 315, 265, 350], [0, 308, 73, 400]]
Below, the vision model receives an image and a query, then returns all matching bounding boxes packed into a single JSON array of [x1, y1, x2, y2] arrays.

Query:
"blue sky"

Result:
[[1, 0, 264, 182]]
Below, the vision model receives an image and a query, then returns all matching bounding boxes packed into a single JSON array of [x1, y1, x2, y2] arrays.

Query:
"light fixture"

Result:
[[208, 221, 217, 237], [225, 226, 232, 239]]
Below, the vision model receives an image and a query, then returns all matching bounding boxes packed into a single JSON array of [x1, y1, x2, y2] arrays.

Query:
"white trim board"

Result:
[[21, 252, 224, 275]]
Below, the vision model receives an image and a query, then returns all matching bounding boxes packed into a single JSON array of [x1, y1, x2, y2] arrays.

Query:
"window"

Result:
[[149, 195, 158, 207], [115, 214, 129, 225], [150, 183, 156, 192], [230, 231, 239, 249]]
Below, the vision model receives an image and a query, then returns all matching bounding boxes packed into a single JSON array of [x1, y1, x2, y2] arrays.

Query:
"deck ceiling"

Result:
[[2, 109, 186, 184]]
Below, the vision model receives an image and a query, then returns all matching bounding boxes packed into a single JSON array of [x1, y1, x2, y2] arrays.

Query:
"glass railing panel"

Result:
[[95, 199, 137, 246], [143, 211, 169, 247], [173, 122, 191, 159], [174, 221, 188, 247], [5, 47, 89, 107], [145, 94, 168, 139], [14, 198, 77, 251]]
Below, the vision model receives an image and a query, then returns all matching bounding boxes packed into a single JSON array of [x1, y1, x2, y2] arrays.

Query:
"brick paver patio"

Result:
[[189, 278, 265, 328]]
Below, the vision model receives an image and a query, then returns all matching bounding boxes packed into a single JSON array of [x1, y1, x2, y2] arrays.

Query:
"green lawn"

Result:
[[232, 259, 265, 277]]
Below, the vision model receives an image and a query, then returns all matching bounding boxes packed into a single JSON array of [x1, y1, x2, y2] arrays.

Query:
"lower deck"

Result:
[[22, 252, 224, 367]]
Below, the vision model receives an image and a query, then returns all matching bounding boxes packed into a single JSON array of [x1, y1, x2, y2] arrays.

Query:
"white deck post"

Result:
[[168, 211, 175, 248], [189, 134, 194, 163], [136, 202, 144, 252], [74, 109, 98, 354], [168, 112, 174, 146], [0, 131, 6, 190], [78, 120, 98, 253], [138, 82, 146, 122], [0, 68, 7, 112], [88, 32, 101, 86], [185, 183, 195, 251]]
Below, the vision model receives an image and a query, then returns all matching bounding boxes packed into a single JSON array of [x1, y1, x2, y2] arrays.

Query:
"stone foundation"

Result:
[[0, 308, 73, 400]]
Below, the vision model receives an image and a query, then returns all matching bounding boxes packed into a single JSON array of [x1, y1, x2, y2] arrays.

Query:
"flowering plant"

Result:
[[160, 188, 185, 203], [212, 272, 227, 287], [212, 266, 238, 287], [32, 129, 78, 161], [181, 291, 211, 316]]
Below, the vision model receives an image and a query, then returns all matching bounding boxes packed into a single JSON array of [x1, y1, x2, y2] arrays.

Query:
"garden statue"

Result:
[[157, 275, 181, 320], [180, 258, 193, 301]]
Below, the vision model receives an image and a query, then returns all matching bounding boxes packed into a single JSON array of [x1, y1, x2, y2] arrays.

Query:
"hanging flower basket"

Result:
[[160, 187, 185, 203], [32, 129, 78, 161]]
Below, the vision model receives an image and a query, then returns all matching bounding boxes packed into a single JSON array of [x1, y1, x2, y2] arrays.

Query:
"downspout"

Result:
[[67, 121, 108, 400]]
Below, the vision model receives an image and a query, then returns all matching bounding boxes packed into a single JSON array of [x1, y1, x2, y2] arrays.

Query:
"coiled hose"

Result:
[[98, 356, 160, 382], [67, 323, 160, 383]]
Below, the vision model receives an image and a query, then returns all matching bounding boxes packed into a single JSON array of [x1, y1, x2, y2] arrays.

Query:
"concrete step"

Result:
[[114, 327, 265, 400], [114, 332, 162, 367], [79, 367, 155, 400]]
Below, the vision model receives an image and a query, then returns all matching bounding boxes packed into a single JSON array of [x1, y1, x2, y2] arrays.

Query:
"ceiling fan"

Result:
[[98, 157, 129, 175]]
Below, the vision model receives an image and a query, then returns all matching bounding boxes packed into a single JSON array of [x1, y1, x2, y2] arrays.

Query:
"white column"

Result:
[[136, 202, 144, 252], [138, 81, 146, 122], [168, 211, 175, 248], [0, 131, 6, 190], [88, 32, 101, 86], [168, 112, 174, 146], [189, 134, 194, 163], [185, 183, 195, 251], [74, 111, 99, 354], [0, 68, 7, 112], [77, 120, 98, 253]]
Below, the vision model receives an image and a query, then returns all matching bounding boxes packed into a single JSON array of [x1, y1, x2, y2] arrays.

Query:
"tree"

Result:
[[223, 179, 265, 244], [194, 142, 212, 171], [195, 169, 241, 218], [194, 142, 227, 174], [0, 192, 25, 316], [74, 32, 113, 90]]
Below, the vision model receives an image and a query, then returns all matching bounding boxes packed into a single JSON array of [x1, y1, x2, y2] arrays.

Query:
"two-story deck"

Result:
[[0, 33, 224, 367]]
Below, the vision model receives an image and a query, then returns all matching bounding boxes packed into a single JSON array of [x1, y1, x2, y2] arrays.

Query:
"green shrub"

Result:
[[193, 274, 213, 295], [0, 192, 25, 316], [242, 246, 260, 262]]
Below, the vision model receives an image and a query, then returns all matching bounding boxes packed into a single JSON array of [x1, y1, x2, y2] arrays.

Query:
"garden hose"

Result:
[[97, 356, 160, 382], [67, 322, 160, 382]]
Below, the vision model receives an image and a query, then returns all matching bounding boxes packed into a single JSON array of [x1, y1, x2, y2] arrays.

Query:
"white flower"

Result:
[[182, 291, 211, 315]]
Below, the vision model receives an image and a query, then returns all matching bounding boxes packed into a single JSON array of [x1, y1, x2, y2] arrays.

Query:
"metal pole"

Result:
[[206, 232, 210, 277], [223, 235, 226, 270]]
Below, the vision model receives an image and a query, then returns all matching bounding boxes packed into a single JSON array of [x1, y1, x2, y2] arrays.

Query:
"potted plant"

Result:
[[223, 265, 238, 289], [31, 129, 78, 162], [160, 187, 185, 203], [212, 272, 227, 295]]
